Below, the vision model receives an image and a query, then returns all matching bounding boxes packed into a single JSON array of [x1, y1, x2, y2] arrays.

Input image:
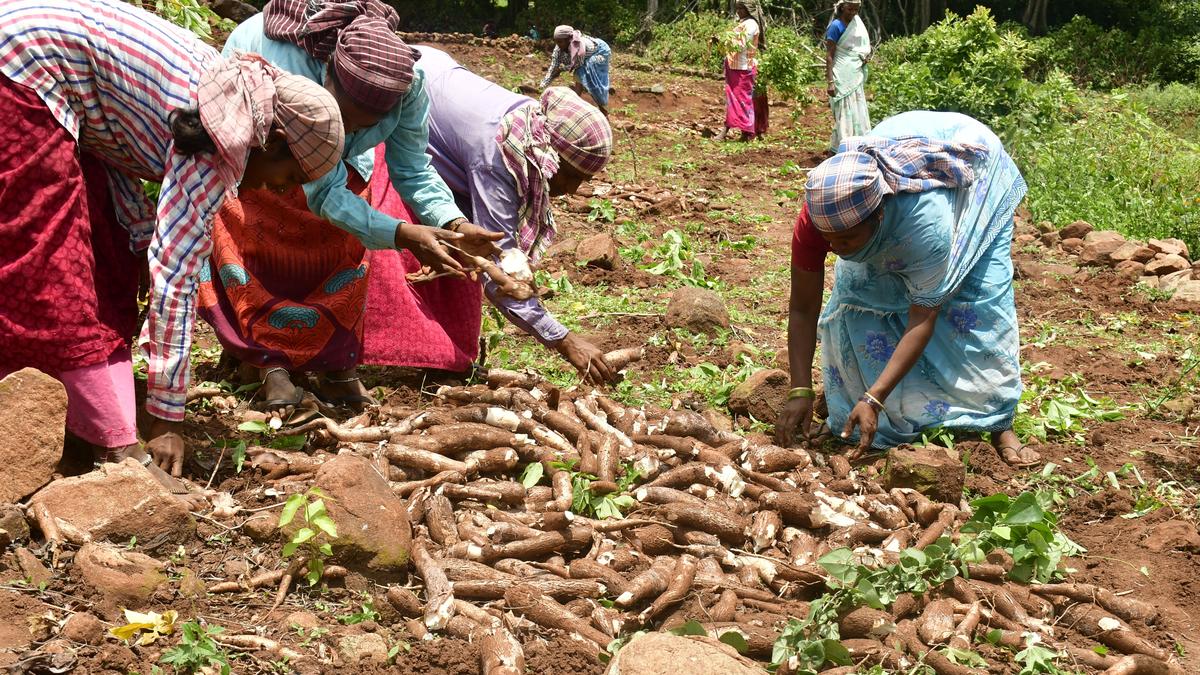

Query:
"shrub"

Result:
[[869, 7, 1077, 144], [645, 12, 730, 73], [1121, 82, 1200, 140], [757, 25, 822, 103], [1017, 95, 1200, 253]]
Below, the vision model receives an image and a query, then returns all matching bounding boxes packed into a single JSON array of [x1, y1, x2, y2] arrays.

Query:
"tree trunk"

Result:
[[1023, 0, 1050, 35]]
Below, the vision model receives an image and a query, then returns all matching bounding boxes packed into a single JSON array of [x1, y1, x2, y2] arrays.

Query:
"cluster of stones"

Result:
[[1018, 220, 1200, 303]]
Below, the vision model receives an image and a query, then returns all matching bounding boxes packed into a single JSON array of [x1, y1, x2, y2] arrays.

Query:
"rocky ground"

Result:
[[1, 36, 1199, 675]]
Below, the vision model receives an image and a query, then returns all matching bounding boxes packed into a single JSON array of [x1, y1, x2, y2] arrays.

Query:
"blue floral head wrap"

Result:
[[804, 135, 989, 233]]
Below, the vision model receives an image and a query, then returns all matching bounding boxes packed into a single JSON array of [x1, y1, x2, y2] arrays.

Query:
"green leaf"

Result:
[[670, 620, 707, 636], [307, 558, 324, 586], [306, 499, 327, 522], [237, 419, 271, 434], [269, 434, 307, 450], [231, 441, 247, 473], [817, 549, 858, 584], [1003, 492, 1046, 525], [279, 494, 305, 528], [520, 462, 544, 488], [293, 527, 316, 544], [281, 541, 299, 558], [312, 514, 338, 538], [821, 639, 852, 666], [943, 647, 988, 667], [718, 631, 749, 653]]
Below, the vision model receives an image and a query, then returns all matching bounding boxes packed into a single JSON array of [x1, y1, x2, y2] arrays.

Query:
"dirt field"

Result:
[[2, 37, 1198, 674]]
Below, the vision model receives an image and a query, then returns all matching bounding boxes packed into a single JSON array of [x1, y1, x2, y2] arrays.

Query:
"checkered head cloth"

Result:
[[272, 73, 346, 181], [540, 87, 612, 176], [804, 135, 988, 232], [264, 0, 416, 113]]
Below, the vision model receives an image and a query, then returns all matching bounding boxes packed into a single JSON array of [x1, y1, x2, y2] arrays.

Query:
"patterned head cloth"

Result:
[[272, 73, 346, 181], [264, 0, 418, 113], [197, 53, 344, 192], [804, 135, 987, 233], [540, 87, 613, 176], [736, 0, 767, 48], [553, 25, 575, 40], [496, 102, 560, 262]]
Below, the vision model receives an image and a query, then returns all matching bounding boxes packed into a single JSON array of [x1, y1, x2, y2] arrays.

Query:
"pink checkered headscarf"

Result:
[[264, 0, 419, 113], [496, 102, 559, 261], [197, 53, 344, 192], [540, 87, 612, 176]]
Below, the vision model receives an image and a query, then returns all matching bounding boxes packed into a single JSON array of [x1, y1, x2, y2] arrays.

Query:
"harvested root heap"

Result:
[[259, 354, 1181, 675]]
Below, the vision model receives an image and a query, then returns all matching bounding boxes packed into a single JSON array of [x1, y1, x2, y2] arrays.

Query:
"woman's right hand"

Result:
[[827, 84, 836, 98], [394, 223, 466, 277], [775, 396, 814, 446]]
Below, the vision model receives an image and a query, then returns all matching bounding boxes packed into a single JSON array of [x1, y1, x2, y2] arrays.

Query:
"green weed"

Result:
[[1013, 365, 1125, 444], [278, 487, 338, 586], [159, 620, 231, 674]]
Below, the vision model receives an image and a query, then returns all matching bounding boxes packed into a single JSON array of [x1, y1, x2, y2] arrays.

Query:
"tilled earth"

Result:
[[2, 36, 1199, 675]]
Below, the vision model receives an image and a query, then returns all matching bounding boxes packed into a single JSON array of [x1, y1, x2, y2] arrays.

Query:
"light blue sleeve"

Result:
[[383, 71, 466, 227], [301, 162, 402, 250]]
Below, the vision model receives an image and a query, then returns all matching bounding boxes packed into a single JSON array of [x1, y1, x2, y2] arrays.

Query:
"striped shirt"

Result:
[[0, 0, 229, 421]]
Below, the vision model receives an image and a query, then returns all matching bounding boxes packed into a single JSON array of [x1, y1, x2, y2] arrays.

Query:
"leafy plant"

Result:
[[756, 25, 821, 104], [587, 198, 616, 223], [338, 595, 380, 625], [159, 620, 230, 675], [547, 459, 641, 520], [958, 492, 1085, 583], [641, 229, 720, 289], [278, 487, 338, 586], [1013, 367, 1125, 443]]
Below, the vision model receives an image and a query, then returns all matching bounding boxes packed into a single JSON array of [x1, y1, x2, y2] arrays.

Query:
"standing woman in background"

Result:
[[717, 1, 766, 141], [825, 0, 872, 151], [540, 25, 612, 116]]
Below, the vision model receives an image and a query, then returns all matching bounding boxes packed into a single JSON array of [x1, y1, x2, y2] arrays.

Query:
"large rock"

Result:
[[1158, 269, 1194, 295], [1078, 231, 1126, 265], [1171, 280, 1200, 306], [728, 369, 789, 422], [883, 445, 965, 505], [605, 632, 765, 675], [1015, 260, 1077, 281], [313, 454, 411, 571], [1148, 237, 1189, 259], [1108, 242, 1157, 265], [1039, 231, 1060, 248], [1145, 254, 1190, 276], [29, 458, 195, 544], [15, 547, 53, 587], [576, 233, 620, 270], [665, 287, 730, 335], [61, 612, 105, 645], [1058, 220, 1093, 240], [338, 633, 390, 666], [0, 504, 30, 544], [1113, 260, 1145, 280], [75, 542, 167, 608], [1143, 520, 1200, 553], [0, 368, 67, 502], [1060, 237, 1084, 254]]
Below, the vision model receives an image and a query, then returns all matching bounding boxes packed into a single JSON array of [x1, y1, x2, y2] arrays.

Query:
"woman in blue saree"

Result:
[[776, 111, 1037, 466]]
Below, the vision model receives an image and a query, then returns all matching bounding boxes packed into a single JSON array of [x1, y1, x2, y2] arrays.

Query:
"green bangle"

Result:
[[787, 387, 816, 400]]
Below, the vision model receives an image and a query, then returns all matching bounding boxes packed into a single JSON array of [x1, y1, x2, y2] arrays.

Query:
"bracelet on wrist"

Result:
[[859, 391, 884, 412], [787, 387, 816, 401]]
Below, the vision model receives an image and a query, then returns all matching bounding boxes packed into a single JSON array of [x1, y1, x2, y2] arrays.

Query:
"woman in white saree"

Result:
[[824, 1, 872, 151]]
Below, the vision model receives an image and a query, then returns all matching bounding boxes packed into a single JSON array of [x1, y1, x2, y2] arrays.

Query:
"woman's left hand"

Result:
[[448, 219, 504, 257], [841, 400, 878, 459]]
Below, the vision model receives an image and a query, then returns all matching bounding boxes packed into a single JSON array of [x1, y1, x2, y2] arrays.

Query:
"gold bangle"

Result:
[[860, 391, 884, 411], [787, 387, 815, 400]]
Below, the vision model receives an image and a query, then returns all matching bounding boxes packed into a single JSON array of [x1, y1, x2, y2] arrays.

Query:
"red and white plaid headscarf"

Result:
[[540, 87, 612, 176], [264, 0, 419, 113], [197, 52, 344, 192], [496, 102, 559, 261]]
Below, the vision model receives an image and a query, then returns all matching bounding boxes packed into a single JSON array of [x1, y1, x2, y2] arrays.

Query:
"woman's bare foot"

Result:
[[239, 364, 304, 415], [316, 368, 377, 413], [993, 429, 1041, 467]]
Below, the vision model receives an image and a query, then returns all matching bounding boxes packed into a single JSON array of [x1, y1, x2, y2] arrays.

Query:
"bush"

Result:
[[645, 12, 730, 73], [757, 25, 822, 103], [1018, 96, 1200, 253], [1121, 82, 1200, 140], [1031, 16, 1194, 90], [869, 7, 1077, 144]]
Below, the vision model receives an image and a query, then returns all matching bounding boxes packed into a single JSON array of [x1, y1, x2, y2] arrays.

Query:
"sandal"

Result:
[[253, 367, 305, 412], [997, 443, 1041, 468], [315, 374, 377, 411]]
